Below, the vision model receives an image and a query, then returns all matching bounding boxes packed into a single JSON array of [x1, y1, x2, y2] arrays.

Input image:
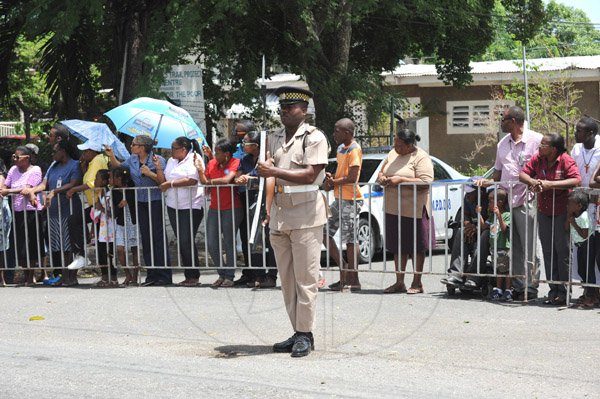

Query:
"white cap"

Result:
[[77, 141, 103, 152]]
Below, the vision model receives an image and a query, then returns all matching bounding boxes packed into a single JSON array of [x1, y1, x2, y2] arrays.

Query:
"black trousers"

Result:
[[239, 194, 277, 280], [167, 207, 203, 279], [137, 201, 171, 283]]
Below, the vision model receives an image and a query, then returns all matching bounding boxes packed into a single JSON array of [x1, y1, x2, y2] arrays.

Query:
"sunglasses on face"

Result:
[[12, 154, 29, 160]]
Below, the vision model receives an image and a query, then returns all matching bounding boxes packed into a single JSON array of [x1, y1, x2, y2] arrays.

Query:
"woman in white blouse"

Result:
[[160, 137, 205, 286]]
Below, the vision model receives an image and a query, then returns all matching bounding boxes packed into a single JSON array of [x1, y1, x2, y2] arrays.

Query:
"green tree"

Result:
[[0, 36, 51, 139], [194, 0, 545, 137], [479, 0, 600, 61], [1, 0, 545, 140]]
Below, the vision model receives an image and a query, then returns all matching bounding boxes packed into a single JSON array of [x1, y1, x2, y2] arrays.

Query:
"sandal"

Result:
[[94, 279, 111, 288], [177, 279, 199, 287], [383, 283, 407, 294], [211, 277, 224, 288], [220, 279, 234, 288], [407, 285, 424, 294]]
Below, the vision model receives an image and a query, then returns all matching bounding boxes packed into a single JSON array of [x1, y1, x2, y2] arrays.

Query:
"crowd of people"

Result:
[[0, 102, 599, 310], [443, 107, 600, 308], [2, 88, 600, 356]]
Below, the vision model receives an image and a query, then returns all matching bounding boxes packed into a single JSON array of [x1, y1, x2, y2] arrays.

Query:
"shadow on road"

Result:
[[214, 344, 273, 358]]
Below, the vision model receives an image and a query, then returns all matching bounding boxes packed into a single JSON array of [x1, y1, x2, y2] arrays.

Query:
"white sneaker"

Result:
[[67, 255, 87, 270]]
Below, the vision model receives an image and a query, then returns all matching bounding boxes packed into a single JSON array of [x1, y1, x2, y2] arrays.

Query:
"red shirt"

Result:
[[521, 152, 580, 215], [205, 158, 241, 210]]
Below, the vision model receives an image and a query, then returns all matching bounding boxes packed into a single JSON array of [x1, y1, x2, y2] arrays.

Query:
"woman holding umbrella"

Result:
[[65, 141, 112, 283], [105, 135, 171, 286]]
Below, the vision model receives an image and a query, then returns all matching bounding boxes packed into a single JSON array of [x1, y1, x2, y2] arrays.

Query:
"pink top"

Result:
[[494, 129, 543, 208], [4, 165, 43, 211]]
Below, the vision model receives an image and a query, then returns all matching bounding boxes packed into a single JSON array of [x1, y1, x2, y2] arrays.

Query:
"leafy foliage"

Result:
[[478, 0, 600, 61]]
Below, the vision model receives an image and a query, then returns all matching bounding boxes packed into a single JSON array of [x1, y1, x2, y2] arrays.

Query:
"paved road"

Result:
[[0, 255, 598, 398]]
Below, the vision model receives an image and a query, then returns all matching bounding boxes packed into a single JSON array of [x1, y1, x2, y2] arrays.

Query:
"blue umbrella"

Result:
[[104, 97, 206, 149], [60, 119, 130, 161]]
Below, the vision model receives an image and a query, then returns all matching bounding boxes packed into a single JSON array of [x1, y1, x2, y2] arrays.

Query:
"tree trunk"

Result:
[[14, 96, 31, 141], [120, 1, 149, 103], [303, 1, 353, 150]]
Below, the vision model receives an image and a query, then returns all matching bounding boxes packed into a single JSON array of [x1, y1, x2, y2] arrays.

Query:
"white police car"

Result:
[[324, 152, 468, 263]]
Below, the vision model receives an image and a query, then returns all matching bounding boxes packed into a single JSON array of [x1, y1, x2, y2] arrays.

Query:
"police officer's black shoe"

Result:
[[273, 333, 314, 353], [291, 333, 313, 357], [273, 334, 297, 352]]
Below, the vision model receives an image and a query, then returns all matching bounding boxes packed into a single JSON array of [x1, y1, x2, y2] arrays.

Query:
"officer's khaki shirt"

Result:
[[268, 123, 329, 230]]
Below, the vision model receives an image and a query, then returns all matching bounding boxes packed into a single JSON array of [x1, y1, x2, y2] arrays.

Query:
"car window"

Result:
[[326, 160, 337, 175], [359, 159, 382, 183], [326, 159, 381, 183], [432, 160, 451, 181]]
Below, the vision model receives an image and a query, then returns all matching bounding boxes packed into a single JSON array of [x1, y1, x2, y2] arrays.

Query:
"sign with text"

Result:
[[160, 64, 206, 134]]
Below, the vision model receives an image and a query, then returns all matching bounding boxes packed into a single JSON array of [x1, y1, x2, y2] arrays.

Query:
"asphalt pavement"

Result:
[[0, 254, 598, 398]]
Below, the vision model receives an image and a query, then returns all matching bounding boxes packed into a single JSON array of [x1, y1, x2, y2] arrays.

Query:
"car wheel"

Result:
[[357, 217, 376, 264]]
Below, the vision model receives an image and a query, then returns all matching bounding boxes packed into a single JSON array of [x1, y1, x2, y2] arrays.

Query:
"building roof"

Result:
[[384, 55, 600, 86]]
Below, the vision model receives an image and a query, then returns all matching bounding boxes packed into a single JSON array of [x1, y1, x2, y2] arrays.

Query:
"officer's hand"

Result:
[[257, 160, 276, 178], [262, 214, 270, 226]]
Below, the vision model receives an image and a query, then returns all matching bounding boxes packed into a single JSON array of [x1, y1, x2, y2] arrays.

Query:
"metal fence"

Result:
[[1, 181, 598, 305]]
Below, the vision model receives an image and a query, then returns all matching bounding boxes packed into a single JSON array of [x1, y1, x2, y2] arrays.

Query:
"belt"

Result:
[[276, 184, 319, 194]]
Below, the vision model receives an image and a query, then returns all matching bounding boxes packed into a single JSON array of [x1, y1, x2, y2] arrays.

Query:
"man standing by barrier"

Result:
[[477, 106, 541, 300], [324, 118, 363, 291], [257, 86, 328, 357]]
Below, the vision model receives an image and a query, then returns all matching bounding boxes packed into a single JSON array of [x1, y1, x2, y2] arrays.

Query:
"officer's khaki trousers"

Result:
[[270, 225, 323, 333]]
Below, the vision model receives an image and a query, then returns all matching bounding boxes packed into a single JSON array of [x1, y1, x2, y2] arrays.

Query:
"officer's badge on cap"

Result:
[[274, 86, 314, 105]]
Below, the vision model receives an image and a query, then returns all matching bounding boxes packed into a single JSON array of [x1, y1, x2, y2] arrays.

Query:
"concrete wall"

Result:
[[387, 80, 600, 172]]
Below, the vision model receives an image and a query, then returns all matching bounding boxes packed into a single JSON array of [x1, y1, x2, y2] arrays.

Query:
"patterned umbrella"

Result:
[[60, 119, 130, 160], [104, 97, 206, 149]]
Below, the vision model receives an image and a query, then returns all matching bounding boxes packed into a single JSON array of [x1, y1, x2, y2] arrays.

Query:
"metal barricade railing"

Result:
[[1, 179, 598, 305]]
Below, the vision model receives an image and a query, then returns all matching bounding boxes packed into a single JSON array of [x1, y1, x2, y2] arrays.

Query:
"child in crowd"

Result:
[[565, 191, 595, 307], [110, 167, 139, 286], [93, 169, 118, 286], [476, 188, 512, 301]]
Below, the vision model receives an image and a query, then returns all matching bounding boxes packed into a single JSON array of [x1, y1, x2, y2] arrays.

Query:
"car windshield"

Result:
[[326, 159, 382, 184]]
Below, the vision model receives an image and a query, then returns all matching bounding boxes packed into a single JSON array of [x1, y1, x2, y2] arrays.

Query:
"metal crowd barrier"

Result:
[[1, 181, 599, 303]]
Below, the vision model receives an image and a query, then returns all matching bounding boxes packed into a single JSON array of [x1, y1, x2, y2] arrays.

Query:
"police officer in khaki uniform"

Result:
[[257, 86, 329, 357]]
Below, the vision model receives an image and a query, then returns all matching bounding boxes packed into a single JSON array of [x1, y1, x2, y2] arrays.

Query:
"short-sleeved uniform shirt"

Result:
[[121, 152, 166, 202], [521, 152, 580, 216], [46, 159, 82, 217], [381, 147, 433, 218], [268, 123, 329, 231], [205, 157, 241, 210], [334, 141, 363, 201], [494, 129, 543, 208]]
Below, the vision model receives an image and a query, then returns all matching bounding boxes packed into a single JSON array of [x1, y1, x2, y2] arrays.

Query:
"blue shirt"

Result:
[[122, 152, 166, 202], [233, 142, 245, 160], [46, 159, 82, 217], [238, 153, 258, 194]]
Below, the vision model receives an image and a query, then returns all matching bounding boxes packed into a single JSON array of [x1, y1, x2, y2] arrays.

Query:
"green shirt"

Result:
[[570, 210, 589, 244], [488, 211, 511, 250]]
